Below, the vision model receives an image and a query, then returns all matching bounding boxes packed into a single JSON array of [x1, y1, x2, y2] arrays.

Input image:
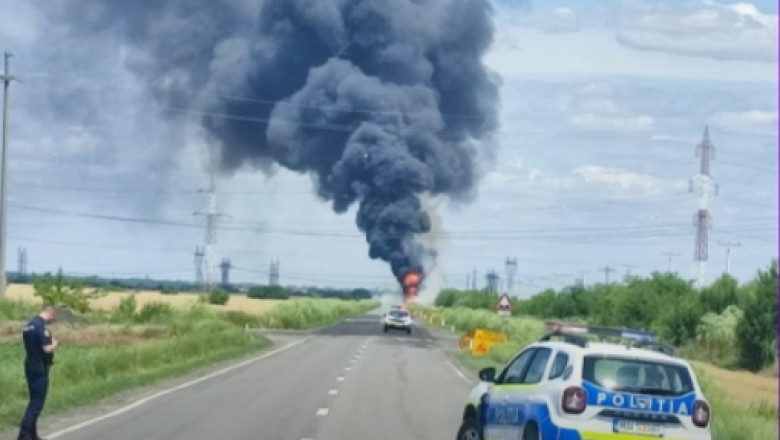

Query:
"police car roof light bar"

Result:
[[538, 331, 588, 348], [544, 321, 657, 343], [632, 341, 677, 357]]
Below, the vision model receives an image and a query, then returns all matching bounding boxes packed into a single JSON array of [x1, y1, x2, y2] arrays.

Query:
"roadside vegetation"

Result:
[[0, 275, 379, 432], [410, 259, 778, 440]]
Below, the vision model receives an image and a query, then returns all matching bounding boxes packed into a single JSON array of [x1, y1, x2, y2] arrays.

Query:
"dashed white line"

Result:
[[44, 336, 315, 439], [446, 359, 472, 384], [337, 376, 345, 381], [328, 389, 338, 395], [316, 408, 329, 416], [345, 366, 352, 371]]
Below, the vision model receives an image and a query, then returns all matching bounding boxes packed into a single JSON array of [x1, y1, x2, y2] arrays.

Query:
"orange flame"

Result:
[[402, 271, 422, 303]]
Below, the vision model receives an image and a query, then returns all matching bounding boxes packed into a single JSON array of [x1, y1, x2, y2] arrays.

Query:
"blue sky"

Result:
[[0, 0, 776, 300]]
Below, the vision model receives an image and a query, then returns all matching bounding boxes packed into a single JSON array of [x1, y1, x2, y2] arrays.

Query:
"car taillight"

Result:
[[562, 386, 587, 414], [692, 400, 710, 427]]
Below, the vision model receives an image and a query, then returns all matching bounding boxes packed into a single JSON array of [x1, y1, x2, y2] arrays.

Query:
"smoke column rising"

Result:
[[36, 0, 502, 287]]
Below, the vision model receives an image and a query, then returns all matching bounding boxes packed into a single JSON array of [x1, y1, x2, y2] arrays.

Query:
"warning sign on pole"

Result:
[[496, 293, 513, 317]]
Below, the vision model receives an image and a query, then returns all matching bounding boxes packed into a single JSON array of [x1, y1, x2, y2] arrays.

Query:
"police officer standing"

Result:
[[18, 305, 59, 440]]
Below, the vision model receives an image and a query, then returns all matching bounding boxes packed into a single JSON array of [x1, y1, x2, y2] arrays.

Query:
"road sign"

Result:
[[496, 293, 513, 317], [470, 329, 507, 356]]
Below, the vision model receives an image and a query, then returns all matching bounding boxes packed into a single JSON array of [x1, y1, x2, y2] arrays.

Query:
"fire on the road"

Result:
[[402, 271, 422, 303]]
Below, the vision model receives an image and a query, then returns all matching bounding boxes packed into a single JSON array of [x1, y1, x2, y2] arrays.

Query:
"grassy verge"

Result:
[[0, 302, 269, 431], [243, 298, 380, 329], [411, 304, 778, 440]]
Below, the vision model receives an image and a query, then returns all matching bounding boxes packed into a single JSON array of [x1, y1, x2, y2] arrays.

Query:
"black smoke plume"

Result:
[[36, 0, 502, 283]]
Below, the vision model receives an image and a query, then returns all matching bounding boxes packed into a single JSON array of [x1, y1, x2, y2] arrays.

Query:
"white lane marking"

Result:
[[446, 359, 472, 384], [316, 408, 329, 416], [45, 336, 314, 439], [328, 389, 338, 395], [337, 376, 345, 381], [345, 366, 351, 371]]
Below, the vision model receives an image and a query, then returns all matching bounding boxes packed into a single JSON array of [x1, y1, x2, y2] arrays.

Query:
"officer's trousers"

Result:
[[18, 368, 48, 440]]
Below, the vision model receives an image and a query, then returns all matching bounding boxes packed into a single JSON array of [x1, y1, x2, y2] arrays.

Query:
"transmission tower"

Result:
[[689, 126, 718, 288], [472, 268, 477, 290], [219, 258, 231, 286], [269, 259, 280, 286], [623, 264, 637, 279], [718, 241, 741, 275], [17, 247, 26, 276], [194, 245, 205, 289], [485, 271, 500, 293], [194, 170, 230, 291], [599, 266, 616, 284], [505, 257, 517, 295]]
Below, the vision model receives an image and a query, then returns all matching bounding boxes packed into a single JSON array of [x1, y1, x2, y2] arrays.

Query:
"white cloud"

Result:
[[614, 1, 778, 62], [569, 114, 655, 132], [710, 110, 779, 134], [571, 165, 663, 192]]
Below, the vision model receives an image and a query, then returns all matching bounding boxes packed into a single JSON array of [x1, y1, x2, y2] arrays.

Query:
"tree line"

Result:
[[435, 259, 778, 372]]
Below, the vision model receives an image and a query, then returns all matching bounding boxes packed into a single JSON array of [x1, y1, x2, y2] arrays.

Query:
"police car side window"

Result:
[[498, 348, 537, 384], [521, 347, 552, 384], [548, 352, 569, 380]]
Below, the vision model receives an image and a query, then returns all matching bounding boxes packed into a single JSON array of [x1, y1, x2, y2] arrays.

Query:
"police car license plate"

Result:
[[613, 419, 664, 437]]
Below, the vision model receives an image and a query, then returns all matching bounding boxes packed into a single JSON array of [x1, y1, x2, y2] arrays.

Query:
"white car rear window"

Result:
[[582, 355, 695, 397]]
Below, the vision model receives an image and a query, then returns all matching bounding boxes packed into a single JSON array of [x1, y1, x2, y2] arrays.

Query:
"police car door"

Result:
[[483, 347, 538, 440]]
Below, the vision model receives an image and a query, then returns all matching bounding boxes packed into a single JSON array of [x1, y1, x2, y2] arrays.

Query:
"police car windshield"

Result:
[[582, 355, 694, 397], [388, 311, 409, 318]]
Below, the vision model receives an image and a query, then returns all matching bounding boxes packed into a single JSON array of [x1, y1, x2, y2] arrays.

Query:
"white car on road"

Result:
[[382, 307, 413, 334], [456, 322, 713, 440]]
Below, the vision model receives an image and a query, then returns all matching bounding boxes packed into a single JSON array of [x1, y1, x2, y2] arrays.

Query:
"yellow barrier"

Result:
[[470, 328, 507, 356]]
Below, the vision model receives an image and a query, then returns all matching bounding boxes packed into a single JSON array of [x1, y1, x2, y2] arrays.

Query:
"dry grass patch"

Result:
[[0, 321, 167, 346], [692, 361, 778, 410], [5, 284, 283, 315]]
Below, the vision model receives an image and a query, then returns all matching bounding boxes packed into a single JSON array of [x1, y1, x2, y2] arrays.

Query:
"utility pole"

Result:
[[599, 266, 616, 284], [623, 264, 637, 279], [0, 52, 16, 299], [662, 251, 680, 273], [505, 257, 517, 296], [719, 241, 741, 275]]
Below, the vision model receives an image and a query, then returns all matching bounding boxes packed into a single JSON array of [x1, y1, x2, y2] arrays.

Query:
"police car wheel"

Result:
[[456, 418, 481, 440], [522, 422, 540, 440]]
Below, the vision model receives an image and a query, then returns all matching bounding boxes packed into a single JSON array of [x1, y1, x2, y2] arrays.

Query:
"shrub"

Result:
[[208, 288, 230, 305]]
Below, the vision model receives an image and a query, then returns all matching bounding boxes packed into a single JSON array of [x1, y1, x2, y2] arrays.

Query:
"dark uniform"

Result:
[[18, 315, 54, 440]]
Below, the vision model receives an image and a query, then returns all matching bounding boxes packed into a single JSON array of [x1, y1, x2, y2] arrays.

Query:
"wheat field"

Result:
[[4, 284, 283, 315]]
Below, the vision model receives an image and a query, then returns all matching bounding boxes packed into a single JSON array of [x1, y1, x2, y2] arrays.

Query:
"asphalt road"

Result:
[[21, 313, 477, 440]]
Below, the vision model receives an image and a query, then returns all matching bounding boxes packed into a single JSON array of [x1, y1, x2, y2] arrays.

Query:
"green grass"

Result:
[[254, 298, 379, 329], [0, 302, 269, 431], [413, 305, 777, 440], [0, 299, 39, 321]]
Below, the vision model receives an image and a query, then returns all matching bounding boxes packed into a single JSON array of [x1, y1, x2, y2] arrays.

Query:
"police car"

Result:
[[382, 306, 413, 334], [456, 321, 713, 440]]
